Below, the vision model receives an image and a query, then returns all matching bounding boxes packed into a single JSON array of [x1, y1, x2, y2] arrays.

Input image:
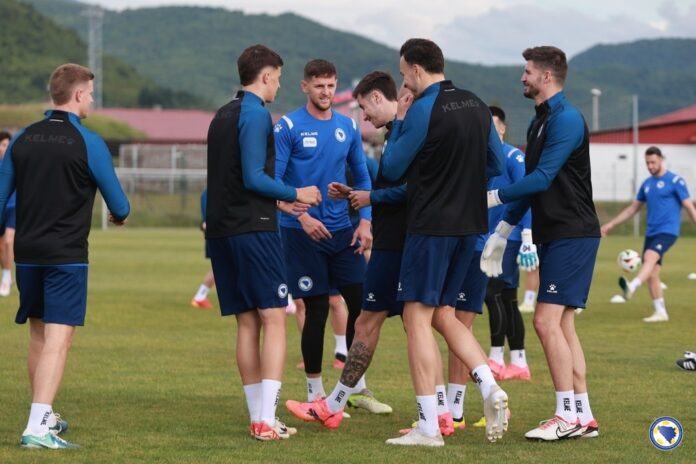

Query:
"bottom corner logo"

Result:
[[649, 416, 683, 451]]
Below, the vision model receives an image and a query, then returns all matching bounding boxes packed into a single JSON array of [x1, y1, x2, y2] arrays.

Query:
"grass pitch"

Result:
[[0, 229, 694, 463]]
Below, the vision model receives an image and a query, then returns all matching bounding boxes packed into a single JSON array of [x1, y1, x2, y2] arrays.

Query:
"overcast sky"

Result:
[[89, 0, 696, 64]]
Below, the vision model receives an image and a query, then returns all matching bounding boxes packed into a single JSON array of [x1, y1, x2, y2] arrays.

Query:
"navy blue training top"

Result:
[[0, 110, 129, 264]]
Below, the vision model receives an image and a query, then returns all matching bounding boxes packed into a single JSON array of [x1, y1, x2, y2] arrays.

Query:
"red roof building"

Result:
[[590, 104, 696, 144]]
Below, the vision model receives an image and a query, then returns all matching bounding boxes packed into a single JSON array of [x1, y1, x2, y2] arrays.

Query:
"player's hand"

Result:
[[351, 219, 372, 254], [396, 92, 414, 120], [517, 228, 539, 272], [348, 190, 371, 210], [277, 201, 310, 216], [108, 213, 127, 226], [299, 214, 332, 241], [328, 182, 352, 200], [480, 221, 513, 277], [200, 221, 206, 232], [296, 186, 322, 206], [600, 223, 612, 237]]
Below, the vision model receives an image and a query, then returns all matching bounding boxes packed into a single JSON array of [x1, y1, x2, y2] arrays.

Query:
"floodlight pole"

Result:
[[590, 88, 601, 131], [84, 6, 104, 108], [632, 94, 639, 238]]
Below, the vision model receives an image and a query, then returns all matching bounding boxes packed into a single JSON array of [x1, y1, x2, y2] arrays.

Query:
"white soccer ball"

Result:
[[617, 249, 642, 273]]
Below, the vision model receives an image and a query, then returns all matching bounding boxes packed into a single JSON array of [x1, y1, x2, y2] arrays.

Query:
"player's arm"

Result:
[[673, 175, 696, 224], [380, 97, 428, 182], [0, 137, 17, 213], [86, 135, 130, 224], [240, 110, 298, 202], [682, 198, 696, 224], [486, 120, 505, 178], [370, 184, 407, 204], [600, 200, 643, 236], [489, 110, 585, 208], [346, 121, 372, 222]]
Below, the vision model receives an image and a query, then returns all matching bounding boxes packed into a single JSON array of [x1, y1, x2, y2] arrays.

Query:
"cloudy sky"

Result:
[[90, 0, 696, 64]]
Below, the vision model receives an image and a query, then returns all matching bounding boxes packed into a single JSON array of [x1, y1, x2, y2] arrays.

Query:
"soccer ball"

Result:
[[617, 249, 642, 272]]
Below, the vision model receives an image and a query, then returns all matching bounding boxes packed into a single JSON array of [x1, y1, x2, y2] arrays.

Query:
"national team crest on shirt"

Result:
[[657, 181, 665, 189], [335, 128, 346, 142], [298, 276, 313, 292]]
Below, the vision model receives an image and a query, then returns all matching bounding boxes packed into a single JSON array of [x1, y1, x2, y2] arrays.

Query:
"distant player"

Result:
[[483, 46, 600, 441], [484, 106, 534, 381], [274, 59, 386, 411], [0, 130, 14, 296], [285, 71, 406, 428], [0, 63, 130, 449], [381, 38, 508, 447], [191, 189, 215, 309], [601, 146, 696, 322], [206, 44, 320, 441]]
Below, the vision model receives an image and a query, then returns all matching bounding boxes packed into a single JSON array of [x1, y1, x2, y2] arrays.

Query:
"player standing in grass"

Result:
[[0, 63, 130, 449], [601, 146, 696, 322], [380, 38, 509, 447], [205, 44, 320, 441], [191, 189, 215, 309], [0, 130, 15, 297], [483, 46, 600, 440], [275, 59, 390, 414]]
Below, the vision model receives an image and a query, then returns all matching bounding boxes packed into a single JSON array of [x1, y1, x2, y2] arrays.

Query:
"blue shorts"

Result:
[[643, 234, 677, 266], [281, 227, 365, 298], [208, 232, 288, 315], [4, 207, 16, 229], [455, 251, 488, 314], [499, 240, 521, 289], [15, 264, 89, 326], [537, 237, 599, 309], [398, 234, 477, 307], [204, 241, 211, 259], [363, 249, 403, 317]]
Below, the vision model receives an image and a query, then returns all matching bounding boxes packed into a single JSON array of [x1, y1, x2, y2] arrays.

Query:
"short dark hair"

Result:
[[237, 44, 283, 86], [49, 63, 94, 105], [645, 146, 663, 157], [400, 38, 444, 74], [303, 59, 337, 80], [489, 106, 506, 122], [522, 46, 568, 84], [0, 131, 11, 143], [352, 71, 397, 101]]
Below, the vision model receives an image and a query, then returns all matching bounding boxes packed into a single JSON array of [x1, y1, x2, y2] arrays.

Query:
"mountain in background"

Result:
[[1, 0, 207, 108], [14, 0, 696, 143]]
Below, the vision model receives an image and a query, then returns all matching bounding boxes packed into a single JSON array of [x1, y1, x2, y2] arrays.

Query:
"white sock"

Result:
[[334, 335, 347, 358], [26, 403, 52, 435], [415, 395, 439, 437], [489, 346, 504, 365], [194, 284, 210, 301], [523, 290, 536, 306], [574, 392, 594, 425], [555, 390, 577, 423], [653, 298, 667, 316], [1, 269, 10, 283], [435, 384, 448, 415], [447, 383, 466, 420], [260, 379, 282, 426], [471, 364, 496, 400], [628, 277, 642, 293], [510, 349, 528, 368], [327, 381, 353, 413], [307, 377, 325, 401], [354, 374, 367, 392], [243, 383, 262, 423]]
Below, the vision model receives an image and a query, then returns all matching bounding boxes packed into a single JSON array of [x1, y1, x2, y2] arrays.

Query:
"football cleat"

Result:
[[569, 419, 599, 438], [20, 432, 79, 449], [307, 398, 344, 429], [502, 364, 531, 381], [49, 414, 69, 435], [618, 276, 635, 300], [333, 357, 345, 369], [518, 302, 535, 314], [347, 389, 392, 414], [285, 399, 316, 422], [643, 312, 668, 323], [254, 419, 295, 441], [191, 298, 213, 309], [401, 412, 456, 436], [453, 416, 466, 430], [677, 357, 696, 371], [487, 359, 506, 380], [525, 416, 581, 441], [386, 427, 444, 447], [473, 407, 511, 428], [483, 385, 508, 442]]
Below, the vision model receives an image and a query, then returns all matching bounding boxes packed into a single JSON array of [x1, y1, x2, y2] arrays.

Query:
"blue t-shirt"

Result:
[[636, 170, 690, 236], [274, 106, 372, 231], [489, 143, 531, 241]]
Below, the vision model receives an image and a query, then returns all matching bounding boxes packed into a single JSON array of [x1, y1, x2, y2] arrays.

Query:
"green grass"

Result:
[[0, 230, 694, 463]]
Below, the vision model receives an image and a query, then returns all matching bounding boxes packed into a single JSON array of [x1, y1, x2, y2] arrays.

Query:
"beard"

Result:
[[309, 97, 332, 112], [523, 84, 540, 100]]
